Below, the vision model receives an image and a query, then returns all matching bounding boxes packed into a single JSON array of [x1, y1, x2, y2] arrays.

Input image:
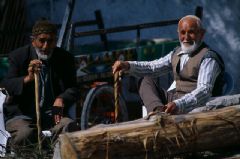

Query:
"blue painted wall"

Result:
[[25, 0, 240, 94]]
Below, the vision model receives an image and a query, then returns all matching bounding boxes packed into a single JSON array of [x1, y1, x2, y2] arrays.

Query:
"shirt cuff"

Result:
[[173, 99, 184, 113]]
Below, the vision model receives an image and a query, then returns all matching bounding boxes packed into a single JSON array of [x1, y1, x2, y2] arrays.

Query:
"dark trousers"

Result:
[[6, 117, 73, 148], [139, 76, 175, 113]]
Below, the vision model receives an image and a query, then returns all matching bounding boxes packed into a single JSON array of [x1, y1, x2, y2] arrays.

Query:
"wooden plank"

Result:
[[57, 0, 75, 48], [58, 105, 240, 159]]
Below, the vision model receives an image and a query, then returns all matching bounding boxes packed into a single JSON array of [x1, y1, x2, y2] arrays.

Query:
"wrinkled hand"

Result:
[[112, 61, 130, 75], [53, 98, 64, 125], [24, 59, 42, 83], [165, 102, 178, 115]]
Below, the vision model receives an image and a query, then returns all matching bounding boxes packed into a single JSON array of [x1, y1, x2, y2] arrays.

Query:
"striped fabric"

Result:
[[128, 50, 221, 113]]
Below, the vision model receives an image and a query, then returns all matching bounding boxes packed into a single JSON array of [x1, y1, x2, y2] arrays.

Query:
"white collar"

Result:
[[177, 50, 191, 56]]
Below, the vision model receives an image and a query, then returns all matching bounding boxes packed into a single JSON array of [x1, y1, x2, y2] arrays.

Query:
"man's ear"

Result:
[[30, 35, 34, 41], [31, 37, 36, 47]]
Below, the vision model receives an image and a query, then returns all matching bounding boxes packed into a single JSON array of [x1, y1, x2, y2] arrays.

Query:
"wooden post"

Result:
[[34, 72, 42, 154]]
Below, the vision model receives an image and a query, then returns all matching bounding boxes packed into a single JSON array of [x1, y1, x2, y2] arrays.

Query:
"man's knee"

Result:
[[12, 126, 34, 145], [139, 77, 156, 97], [6, 119, 34, 145]]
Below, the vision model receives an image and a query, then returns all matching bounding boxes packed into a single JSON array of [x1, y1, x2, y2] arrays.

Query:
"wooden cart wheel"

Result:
[[81, 84, 128, 130]]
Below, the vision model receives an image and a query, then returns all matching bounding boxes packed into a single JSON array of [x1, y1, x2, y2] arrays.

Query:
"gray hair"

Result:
[[178, 15, 204, 30]]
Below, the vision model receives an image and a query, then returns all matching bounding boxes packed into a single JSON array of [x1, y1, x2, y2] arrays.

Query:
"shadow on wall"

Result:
[[202, 1, 240, 93]]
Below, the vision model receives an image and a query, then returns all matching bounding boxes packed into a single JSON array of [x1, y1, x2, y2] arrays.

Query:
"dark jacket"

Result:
[[1, 45, 78, 121]]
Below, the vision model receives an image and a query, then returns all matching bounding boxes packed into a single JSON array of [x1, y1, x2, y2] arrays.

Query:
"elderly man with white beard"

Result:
[[112, 15, 225, 115], [1, 20, 79, 150]]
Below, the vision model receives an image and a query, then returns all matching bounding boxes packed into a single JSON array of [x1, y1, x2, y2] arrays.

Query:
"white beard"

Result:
[[35, 48, 53, 60], [180, 41, 201, 53]]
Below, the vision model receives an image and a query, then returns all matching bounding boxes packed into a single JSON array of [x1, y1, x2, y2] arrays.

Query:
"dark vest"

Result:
[[171, 43, 225, 98]]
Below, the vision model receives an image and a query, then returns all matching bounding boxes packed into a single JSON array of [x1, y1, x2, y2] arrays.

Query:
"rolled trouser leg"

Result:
[[50, 117, 74, 142], [139, 76, 167, 113]]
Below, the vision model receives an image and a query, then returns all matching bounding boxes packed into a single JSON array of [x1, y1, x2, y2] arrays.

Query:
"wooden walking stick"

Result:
[[34, 72, 42, 153], [114, 71, 121, 123]]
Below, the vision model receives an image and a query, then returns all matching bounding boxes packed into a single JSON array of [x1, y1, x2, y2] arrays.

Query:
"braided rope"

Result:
[[114, 71, 121, 122]]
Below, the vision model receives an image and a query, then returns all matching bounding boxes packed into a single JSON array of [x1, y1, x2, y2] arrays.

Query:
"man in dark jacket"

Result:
[[1, 20, 78, 147]]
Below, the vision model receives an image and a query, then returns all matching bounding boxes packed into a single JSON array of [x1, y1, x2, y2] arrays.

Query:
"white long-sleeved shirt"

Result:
[[128, 50, 221, 113]]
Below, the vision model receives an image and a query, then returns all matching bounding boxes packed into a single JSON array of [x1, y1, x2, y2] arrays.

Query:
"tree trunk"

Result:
[[59, 105, 240, 159]]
